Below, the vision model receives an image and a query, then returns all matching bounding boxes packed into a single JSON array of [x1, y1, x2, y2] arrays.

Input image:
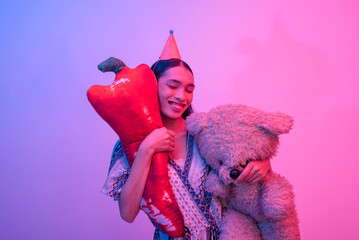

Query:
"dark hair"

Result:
[[151, 58, 194, 119]]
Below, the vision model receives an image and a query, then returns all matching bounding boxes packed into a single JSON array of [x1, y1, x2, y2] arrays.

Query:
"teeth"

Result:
[[170, 102, 183, 110]]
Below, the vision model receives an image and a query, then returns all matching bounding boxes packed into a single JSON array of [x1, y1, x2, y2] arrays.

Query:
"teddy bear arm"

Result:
[[261, 173, 297, 220], [258, 216, 300, 240], [220, 208, 261, 240]]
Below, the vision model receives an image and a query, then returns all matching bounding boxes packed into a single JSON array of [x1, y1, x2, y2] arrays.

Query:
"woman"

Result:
[[102, 34, 271, 240]]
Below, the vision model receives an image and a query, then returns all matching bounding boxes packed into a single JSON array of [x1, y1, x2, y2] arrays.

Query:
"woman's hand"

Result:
[[237, 159, 271, 184], [141, 127, 175, 154], [118, 127, 175, 223]]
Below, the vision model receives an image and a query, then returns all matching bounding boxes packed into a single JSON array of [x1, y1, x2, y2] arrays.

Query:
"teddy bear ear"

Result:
[[256, 112, 294, 136], [185, 112, 208, 135]]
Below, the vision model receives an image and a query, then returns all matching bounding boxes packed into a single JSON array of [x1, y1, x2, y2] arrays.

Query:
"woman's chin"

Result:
[[161, 110, 184, 121]]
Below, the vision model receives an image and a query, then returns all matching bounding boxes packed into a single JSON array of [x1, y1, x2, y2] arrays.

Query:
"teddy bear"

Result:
[[185, 104, 300, 240]]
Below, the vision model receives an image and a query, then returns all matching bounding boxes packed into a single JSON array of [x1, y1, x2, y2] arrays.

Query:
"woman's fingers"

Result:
[[237, 164, 253, 182], [240, 160, 271, 183], [167, 129, 175, 137], [246, 162, 262, 182], [144, 127, 177, 153], [248, 175, 262, 184], [246, 171, 262, 183], [168, 139, 175, 149], [158, 128, 176, 152]]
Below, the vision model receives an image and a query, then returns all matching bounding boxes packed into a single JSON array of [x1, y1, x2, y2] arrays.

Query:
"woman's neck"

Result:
[[161, 116, 186, 134]]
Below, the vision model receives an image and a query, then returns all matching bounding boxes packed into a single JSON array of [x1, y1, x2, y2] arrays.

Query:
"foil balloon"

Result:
[[87, 57, 185, 238]]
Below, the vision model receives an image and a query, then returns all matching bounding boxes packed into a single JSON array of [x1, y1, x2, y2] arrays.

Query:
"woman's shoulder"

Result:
[[108, 139, 129, 173], [102, 139, 130, 200]]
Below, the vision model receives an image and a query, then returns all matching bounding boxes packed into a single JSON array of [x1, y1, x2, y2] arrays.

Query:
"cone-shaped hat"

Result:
[[159, 30, 181, 60]]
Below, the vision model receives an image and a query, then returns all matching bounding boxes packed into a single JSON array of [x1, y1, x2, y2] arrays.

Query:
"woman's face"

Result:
[[157, 66, 195, 120]]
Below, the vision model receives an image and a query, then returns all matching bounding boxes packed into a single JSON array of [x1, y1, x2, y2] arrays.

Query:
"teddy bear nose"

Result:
[[230, 169, 240, 179]]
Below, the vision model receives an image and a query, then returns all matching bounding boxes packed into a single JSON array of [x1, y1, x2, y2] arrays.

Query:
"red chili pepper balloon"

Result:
[[87, 57, 185, 238]]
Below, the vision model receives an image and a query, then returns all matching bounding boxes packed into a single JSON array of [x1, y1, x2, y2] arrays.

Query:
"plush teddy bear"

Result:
[[185, 104, 300, 240]]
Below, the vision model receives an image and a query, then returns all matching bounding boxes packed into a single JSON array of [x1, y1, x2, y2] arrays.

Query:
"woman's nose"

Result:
[[174, 89, 185, 101]]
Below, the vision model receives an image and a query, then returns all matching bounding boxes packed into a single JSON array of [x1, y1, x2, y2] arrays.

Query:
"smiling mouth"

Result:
[[168, 101, 185, 111]]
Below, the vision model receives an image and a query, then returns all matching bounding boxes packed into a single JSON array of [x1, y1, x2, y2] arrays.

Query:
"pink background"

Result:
[[1, 0, 358, 239]]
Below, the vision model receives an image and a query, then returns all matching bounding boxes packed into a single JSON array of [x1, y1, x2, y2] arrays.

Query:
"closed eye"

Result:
[[185, 87, 194, 93], [167, 84, 177, 89]]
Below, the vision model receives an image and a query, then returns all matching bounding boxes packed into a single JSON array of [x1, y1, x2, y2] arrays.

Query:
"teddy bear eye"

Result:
[[218, 160, 223, 166], [239, 159, 251, 168]]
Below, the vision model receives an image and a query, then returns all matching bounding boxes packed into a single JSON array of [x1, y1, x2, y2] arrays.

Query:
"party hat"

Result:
[[159, 30, 181, 60]]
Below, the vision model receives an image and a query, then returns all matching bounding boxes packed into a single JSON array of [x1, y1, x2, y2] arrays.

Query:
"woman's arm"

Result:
[[117, 127, 175, 223], [237, 159, 271, 184]]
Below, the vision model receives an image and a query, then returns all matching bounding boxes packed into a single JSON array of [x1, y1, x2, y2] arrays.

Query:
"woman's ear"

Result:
[[185, 112, 208, 135]]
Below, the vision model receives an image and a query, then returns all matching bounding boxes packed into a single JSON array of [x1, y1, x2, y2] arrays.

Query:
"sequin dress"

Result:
[[102, 134, 222, 240]]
